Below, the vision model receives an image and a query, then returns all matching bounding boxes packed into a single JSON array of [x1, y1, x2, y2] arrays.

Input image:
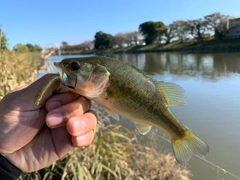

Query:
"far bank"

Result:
[[61, 37, 240, 55]]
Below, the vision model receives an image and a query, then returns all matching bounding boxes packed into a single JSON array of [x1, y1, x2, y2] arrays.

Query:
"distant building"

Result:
[[228, 18, 240, 37]]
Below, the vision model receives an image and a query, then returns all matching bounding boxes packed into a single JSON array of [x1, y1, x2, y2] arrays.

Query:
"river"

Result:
[[48, 52, 240, 180]]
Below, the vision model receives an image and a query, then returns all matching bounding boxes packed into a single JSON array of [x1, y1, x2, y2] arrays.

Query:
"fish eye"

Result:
[[70, 62, 80, 71]]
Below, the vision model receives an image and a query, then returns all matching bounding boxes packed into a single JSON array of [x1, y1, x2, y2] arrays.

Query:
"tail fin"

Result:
[[171, 129, 210, 165]]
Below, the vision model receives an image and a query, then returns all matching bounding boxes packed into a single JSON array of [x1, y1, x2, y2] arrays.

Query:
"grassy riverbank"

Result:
[[62, 37, 240, 55], [0, 51, 192, 179], [0, 51, 41, 99]]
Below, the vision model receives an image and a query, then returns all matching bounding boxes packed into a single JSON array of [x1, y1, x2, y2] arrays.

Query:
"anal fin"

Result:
[[104, 107, 120, 121], [134, 122, 152, 135]]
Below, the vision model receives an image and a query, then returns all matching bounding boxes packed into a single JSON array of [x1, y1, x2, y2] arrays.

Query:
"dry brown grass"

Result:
[[0, 51, 41, 99], [129, 146, 192, 180]]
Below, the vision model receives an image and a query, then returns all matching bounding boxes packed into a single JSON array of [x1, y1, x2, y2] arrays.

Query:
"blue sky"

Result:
[[1, 0, 240, 48]]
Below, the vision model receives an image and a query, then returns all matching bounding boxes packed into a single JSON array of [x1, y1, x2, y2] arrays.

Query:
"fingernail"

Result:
[[47, 113, 63, 127], [47, 102, 61, 111], [74, 119, 86, 132]]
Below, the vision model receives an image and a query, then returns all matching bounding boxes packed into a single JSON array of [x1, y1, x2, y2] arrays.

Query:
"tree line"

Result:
[[61, 12, 237, 51], [159, 12, 233, 44], [13, 43, 42, 52], [1, 12, 237, 52], [61, 31, 139, 51]]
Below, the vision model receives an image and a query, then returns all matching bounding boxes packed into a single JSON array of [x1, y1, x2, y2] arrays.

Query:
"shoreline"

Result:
[[61, 37, 240, 55]]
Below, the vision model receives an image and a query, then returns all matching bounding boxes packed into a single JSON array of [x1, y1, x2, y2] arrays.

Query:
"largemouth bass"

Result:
[[35, 56, 209, 165]]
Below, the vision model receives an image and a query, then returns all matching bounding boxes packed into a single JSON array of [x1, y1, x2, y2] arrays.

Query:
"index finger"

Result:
[[45, 92, 80, 111]]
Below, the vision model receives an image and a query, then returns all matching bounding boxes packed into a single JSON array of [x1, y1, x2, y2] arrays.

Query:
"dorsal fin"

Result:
[[155, 81, 186, 106]]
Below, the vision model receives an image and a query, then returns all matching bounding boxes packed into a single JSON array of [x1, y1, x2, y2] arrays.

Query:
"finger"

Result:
[[11, 84, 28, 92], [46, 91, 80, 111], [67, 110, 97, 136], [71, 130, 95, 147], [46, 96, 91, 128]]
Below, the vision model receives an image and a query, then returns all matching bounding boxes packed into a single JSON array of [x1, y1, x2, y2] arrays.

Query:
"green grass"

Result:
[[161, 37, 240, 51]]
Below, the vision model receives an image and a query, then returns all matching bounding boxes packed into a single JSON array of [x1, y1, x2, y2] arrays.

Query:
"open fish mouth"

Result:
[[60, 71, 77, 90], [54, 62, 77, 89]]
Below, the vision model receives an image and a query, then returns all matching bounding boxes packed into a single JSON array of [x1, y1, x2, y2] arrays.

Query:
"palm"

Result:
[[12, 124, 72, 172], [0, 98, 73, 172]]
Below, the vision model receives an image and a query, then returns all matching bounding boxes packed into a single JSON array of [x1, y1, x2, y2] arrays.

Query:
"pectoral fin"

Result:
[[155, 81, 186, 106], [134, 122, 152, 135], [104, 107, 120, 121]]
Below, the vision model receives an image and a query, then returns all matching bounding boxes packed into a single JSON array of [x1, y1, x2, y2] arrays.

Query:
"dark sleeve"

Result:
[[0, 154, 22, 180]]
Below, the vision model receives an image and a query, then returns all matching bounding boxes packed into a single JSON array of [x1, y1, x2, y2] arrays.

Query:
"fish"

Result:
[[35, 56, 209, 165]]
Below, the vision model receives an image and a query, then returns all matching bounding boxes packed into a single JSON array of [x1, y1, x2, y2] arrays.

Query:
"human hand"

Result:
[[0, 74, 97, 172]]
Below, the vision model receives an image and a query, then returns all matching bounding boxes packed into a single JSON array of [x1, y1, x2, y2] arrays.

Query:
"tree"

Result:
[[170, 20, 189, 43], [161, 24, 176, 44], [155, 26, 168, 44], [26, 43, 34, 52], [130, 31, 139, 45], [204, 12, 230, 39], [79, 40, 94, 50], [61, 41, 68, 47], [186, 19, 208, 41], [113, 31, 139, 47], [113, 33, 127, 47], [0, 29, 8, 50], [14, 43, 29, 52], [33, 44, 42, 52], [94, 31, 113, 49], [61, 41, 71, 51], [139, 21, 166, 45], [25, 43, 42, 52], [125, 31, 139, 46]]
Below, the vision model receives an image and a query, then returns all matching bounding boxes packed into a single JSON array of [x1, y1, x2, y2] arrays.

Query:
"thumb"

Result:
[[9, 74, 60, 110]]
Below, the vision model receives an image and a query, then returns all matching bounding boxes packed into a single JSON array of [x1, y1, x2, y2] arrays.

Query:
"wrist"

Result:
[[0, 154, 22, 179]]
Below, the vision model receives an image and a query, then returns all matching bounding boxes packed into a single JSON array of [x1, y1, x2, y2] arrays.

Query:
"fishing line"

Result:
[[100, 111, 240, 179], [149, 130, 240, 180]]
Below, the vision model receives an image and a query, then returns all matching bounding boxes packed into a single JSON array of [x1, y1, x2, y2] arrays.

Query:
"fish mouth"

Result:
[[60, 71, 77, 90], [54, 62, 77, 89]]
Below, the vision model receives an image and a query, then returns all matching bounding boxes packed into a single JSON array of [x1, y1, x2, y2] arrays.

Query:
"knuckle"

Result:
[[78, 96, 91, 110], [88, 110, 98, 122]]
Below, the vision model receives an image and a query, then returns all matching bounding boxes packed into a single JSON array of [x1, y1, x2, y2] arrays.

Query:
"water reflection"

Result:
[[114, 52, 240, 80]]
